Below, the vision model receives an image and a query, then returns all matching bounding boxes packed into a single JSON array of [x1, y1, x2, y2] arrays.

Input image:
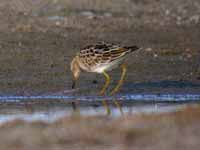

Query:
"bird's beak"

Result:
[[72, 80, 76, 89]]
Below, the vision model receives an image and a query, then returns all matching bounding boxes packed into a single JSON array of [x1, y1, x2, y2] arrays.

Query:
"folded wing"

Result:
[[79, 43, 139, 68]]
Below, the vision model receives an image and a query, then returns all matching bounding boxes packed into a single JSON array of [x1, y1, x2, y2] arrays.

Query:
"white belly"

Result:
[[92, 58, 124, 73]]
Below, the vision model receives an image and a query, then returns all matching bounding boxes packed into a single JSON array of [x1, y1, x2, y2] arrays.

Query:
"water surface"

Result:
[[0, 93, 199, 124]]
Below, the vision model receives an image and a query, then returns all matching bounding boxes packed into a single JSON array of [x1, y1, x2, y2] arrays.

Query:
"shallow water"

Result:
[[0, 93, 199, 124], [0, 103, 188, 124]]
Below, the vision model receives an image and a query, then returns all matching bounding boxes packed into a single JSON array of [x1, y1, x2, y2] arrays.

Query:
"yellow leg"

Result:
[[113, 100, 124, 115], [99, 71, 111, 115], [110, 64, 127, 115], [99, 71, 111, 95], [110, 64, 127, 95]]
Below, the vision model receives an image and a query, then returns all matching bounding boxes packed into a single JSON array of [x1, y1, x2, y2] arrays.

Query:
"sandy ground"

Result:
[[0, 0, 200, 149]]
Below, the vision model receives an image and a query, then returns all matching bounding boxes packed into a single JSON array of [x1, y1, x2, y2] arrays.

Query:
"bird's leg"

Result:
[[111, 64, 127, 95], [113, 100, 123, 115], [99, 71, 111, 115], [99, 71, 111, 95], [71, 101, 80, 116], [110, 64, 127, 115]]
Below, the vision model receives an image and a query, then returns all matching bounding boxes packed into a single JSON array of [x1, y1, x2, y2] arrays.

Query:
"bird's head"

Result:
[[70, 56, 81, 89]]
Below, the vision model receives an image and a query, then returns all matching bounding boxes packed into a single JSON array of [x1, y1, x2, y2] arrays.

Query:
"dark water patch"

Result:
[[125, 80, 200, 89]]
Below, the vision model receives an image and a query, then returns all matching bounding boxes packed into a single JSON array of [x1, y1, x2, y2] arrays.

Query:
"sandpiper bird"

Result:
[[70, 42, 140, 114]]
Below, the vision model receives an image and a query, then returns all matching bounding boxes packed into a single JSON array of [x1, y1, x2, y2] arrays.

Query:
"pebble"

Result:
[[104, 12, 112, 17], [55, 21, 61, 26], [145, 48, 153, 52], [189, 15, 199, 24], [80, 11, 95, 17], [18, 42, 22, 47], [153, 53, 158, 58], [165, 9, 170, 16], [186, 54, 192, 58]]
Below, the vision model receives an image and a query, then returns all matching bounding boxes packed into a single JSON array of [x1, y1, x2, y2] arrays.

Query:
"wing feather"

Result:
[[79, 43, 139, 67]]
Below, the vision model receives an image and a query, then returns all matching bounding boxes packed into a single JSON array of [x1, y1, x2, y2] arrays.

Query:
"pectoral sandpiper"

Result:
[[70, 42, 140, 114]]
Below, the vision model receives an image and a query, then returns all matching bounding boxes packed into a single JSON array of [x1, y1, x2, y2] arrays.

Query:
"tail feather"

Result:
[[123, 45, 140, 52]]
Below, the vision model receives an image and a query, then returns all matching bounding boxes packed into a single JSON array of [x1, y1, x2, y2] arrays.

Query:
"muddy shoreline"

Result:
[[0, 0, 200, 95]]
